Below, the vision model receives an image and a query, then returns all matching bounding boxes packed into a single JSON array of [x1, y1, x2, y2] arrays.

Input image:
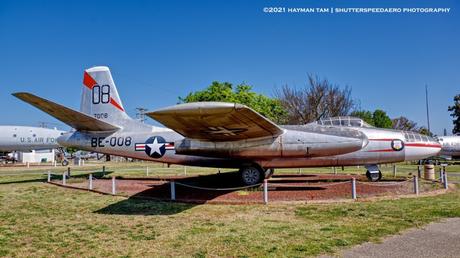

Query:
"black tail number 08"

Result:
[[92, 85, 110, 104]]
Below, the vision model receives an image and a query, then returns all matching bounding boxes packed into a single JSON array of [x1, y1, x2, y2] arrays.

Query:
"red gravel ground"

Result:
[[60, 172, 440, 204]]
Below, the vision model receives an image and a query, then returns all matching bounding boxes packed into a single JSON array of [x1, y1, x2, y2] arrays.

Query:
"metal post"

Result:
[[413, 176, 419, 195], [170, 180, 176, 200], [263, 179, 268, 204], [351, 178, 357, 200], [111, 176, 116, 195], [184, 166, 187, 175], [443, 172, 448, 190], [27, 162, 30, 168], [102, 165, 106, 175], [89, 174, 93, 190], [298, 168, 301, 174], [67, 167, 71, 177], [440, 167, 444, 183], [333, 167, 337, 175], [47, 171, 51, 182], [62, 172, 66, 185], [417, 165, 421, 178], [146, 167, 149, 176], [53, 160, 57, 167], [393, 164, 397, 177]]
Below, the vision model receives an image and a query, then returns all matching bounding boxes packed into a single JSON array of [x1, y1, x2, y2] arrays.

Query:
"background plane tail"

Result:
[[81, 66, 131, 125]]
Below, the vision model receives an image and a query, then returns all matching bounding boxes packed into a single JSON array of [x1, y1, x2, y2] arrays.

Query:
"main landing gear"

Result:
[[239, 165, 273, 186], [365, 164, 382, 182]]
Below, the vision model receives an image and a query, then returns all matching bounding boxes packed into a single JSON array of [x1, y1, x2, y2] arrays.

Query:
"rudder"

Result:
[[81, 66, 130, 125]]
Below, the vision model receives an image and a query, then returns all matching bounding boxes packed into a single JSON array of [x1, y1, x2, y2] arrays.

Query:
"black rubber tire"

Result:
[[240, 166, 264, 186], [366, 170, 382, 182]]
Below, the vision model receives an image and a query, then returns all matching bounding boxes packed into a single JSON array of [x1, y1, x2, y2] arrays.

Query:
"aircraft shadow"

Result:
[[95, 198, 195, 216], [95, 172, 255, 215], [95, 172, 334, 215]]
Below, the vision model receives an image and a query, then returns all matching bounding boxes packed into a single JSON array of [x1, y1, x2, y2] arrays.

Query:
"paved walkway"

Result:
[[321, 218, 460, 258]]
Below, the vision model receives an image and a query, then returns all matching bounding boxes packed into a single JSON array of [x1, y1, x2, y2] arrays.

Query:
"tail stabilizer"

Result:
[[81, 66, 131, 125], [13, 92, 120, 132]]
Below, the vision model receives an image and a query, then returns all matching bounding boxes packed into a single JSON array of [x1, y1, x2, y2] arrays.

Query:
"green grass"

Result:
[[0, 163, 459, 257]]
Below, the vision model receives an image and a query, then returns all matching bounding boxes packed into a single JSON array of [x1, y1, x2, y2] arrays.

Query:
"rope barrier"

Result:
[[418, 177, 443, 182], [268, 180, 351, 188], [357, 179, 412, 186], [174, 181, 262, 191]]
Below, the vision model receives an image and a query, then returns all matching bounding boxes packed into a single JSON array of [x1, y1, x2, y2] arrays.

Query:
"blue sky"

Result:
[[0, 0, 458, 135]]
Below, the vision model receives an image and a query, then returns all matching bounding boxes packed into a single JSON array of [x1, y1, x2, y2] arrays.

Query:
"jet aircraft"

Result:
[[13, 66, 442, 184]]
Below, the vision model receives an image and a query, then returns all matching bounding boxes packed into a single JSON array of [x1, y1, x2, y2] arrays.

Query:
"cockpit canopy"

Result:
[[403, 131, 437, 143], [315, 116, 373, 128]]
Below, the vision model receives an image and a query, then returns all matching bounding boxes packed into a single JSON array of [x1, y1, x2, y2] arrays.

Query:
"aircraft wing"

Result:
[[147, 102, 284, 141], [13, 92, 120, 132]]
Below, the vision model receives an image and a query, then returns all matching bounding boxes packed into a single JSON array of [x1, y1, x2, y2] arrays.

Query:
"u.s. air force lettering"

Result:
[[135, 136, 174, 158]]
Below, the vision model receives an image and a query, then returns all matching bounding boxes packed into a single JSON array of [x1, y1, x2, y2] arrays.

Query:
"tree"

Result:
[[372, 109, 392, 128], [275, 74, 355, 124], [448, 94, 460, 135], [391, 116, 417, 131], [179, 81, 287, 123], [350, 110, 374, 126], [418, 126, 432, 136]]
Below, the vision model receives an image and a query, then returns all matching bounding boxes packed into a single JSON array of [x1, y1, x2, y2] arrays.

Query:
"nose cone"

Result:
[[404, 142, 442, 161]]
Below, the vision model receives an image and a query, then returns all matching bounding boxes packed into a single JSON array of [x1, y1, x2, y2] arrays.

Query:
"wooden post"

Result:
[[170, 180, 176, 201], [417, 165, 421, 178], [351, 178, 357, 200], [413, 175, 419, 195], [111, 176, 116, 195], [263, 179, 268, 204], [67, 167, 71, 177], [88, 174, 93, 190], [62, 172, 66, 185]]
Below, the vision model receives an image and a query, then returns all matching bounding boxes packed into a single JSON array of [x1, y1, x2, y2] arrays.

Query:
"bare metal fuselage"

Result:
[[58, 122, 441, 169]]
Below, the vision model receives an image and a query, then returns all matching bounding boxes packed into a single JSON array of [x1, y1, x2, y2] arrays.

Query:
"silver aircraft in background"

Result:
[[437, 135, 460, 160], [13, 66, 441, 185], [0, 125, 64, 162]]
